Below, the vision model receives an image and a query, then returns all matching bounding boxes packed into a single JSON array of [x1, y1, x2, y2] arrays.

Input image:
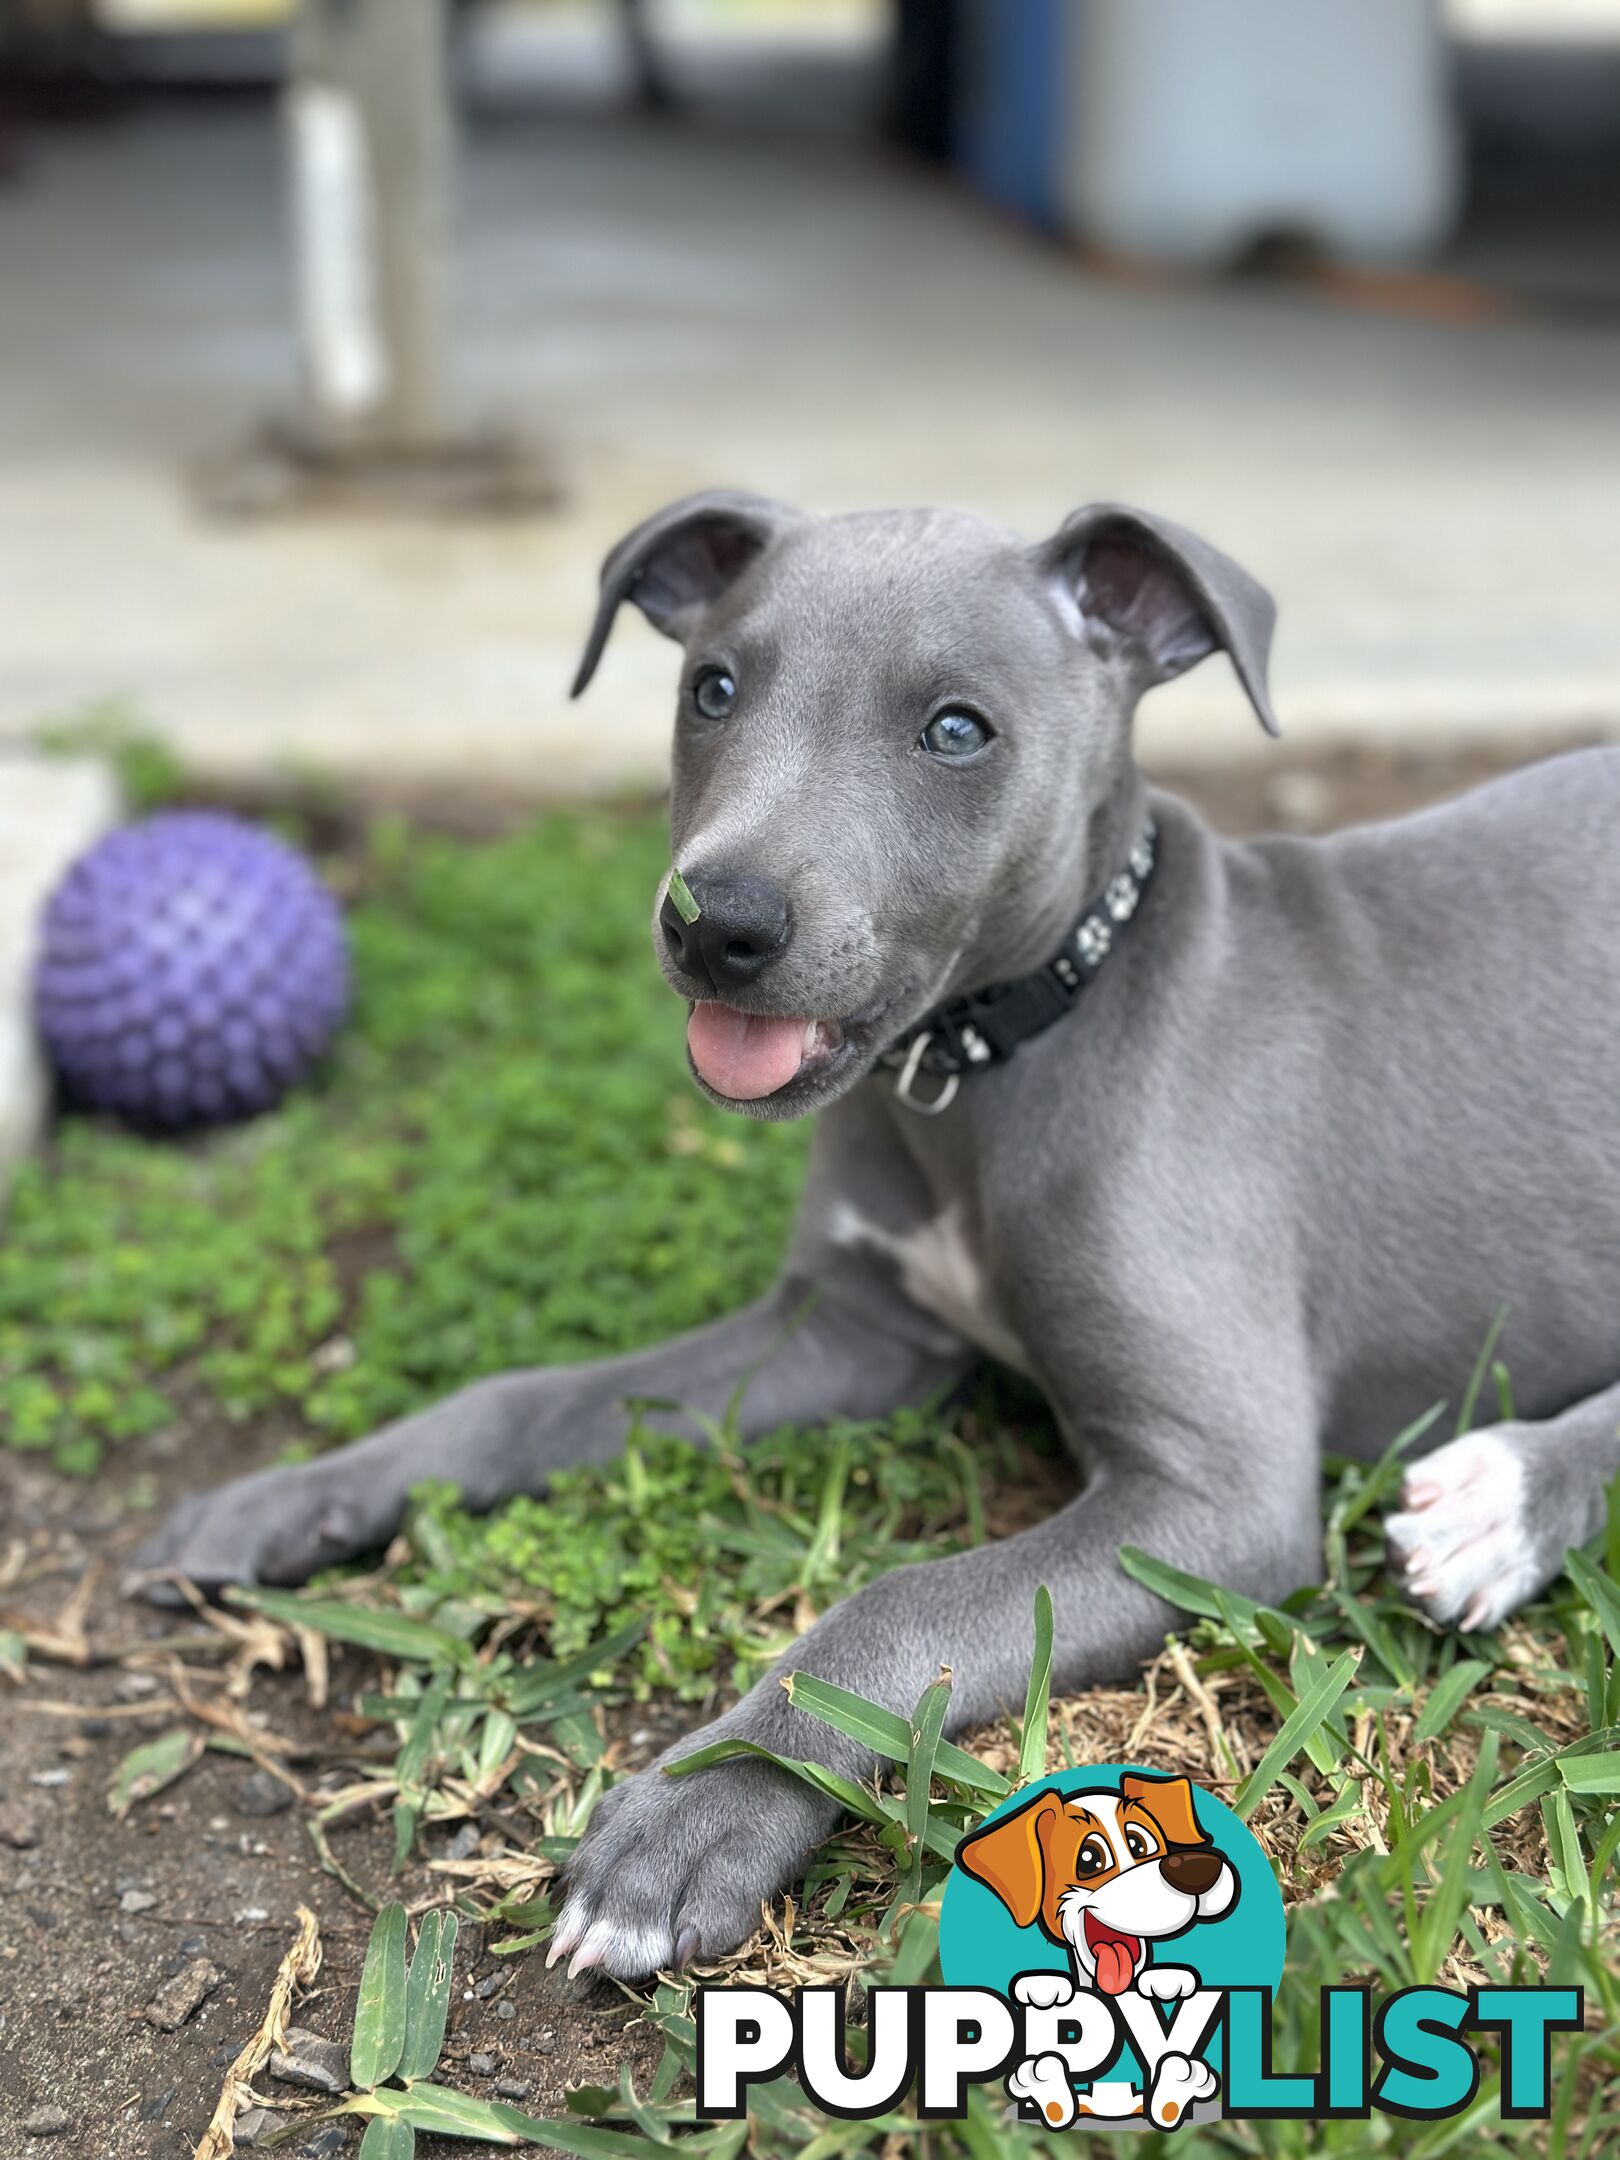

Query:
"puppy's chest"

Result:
[[832, 1200, 1030, 1374]]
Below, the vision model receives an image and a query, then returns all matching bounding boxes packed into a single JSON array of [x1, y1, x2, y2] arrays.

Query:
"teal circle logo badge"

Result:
[[938, 1763, 1284, 2131]]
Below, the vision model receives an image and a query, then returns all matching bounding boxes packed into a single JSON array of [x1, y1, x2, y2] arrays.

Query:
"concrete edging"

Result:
[[0, 756, 123, 1203]]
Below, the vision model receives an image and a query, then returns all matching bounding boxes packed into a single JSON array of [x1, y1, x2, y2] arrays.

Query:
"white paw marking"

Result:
[[1137, 1964, 1198, 2002], [1147, 2051, 1218, 2129], [1013, 1970, 1076, 2010], [1007, 2052, 1077, 2129], [549, 1902, 671, 1980], [1385, 1428, 1539, 1632]]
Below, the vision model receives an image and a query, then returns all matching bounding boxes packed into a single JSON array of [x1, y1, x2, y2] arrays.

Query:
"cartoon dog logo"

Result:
[[957, 1771, 1236, 2129]]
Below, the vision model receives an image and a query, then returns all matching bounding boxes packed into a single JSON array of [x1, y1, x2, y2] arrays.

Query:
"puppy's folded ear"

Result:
[[956, 1795, 1057, 1929], [1120, 1772, 1211, 1849], [570, 490, 800, 697], [1039, 504, 1279, 737]]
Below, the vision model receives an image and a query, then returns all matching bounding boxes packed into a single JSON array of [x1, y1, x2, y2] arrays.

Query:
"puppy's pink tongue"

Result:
[[687, 1003, 806, 1100], [1094, 1940, 1137, 1996]]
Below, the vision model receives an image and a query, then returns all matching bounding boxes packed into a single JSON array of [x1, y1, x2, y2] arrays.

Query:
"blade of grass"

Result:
[[1018, 1585, 1054, 1785], [501, 1618, 649, 1716], [799, 1432, 852, 1592], [351, 1901, 409, 2092], [308, 1817, 382, 1913], [901, 1670, 952, 1912], [108, 1727, 203, 1819], [1297, 1775, 1365, 1854], [377, 2079, 703, 2154], [399, 1909, 459, 2082], [1329, 1401, 1446, 1537], [1455, 1308, 1508, 1436], [1565, 1549, 1620, 1664], [1116, 1545, 1265, 1626], [1413, 1731, 1498, 1981], [228, 1588, 471, 1668], [359, 2119, 415, 2160], [1234, 1647, 1360, 1821], [779, 1671, 1009, 1796], [1556, 1749, 1620, 1796], [1412, 1658, 1492, 1745], [1213, 1589, 1339, 1775]]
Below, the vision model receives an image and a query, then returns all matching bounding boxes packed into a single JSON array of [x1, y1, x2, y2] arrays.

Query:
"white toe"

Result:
[[1386, 1429, 1539, 1630]]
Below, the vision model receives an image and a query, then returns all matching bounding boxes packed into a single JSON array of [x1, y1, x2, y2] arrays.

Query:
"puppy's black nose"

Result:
[[1160, 1848, 1222, 1896], [660, 871, 790, 991]]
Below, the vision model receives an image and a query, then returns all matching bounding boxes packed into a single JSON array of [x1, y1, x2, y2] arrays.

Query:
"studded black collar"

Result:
[[879, 821, 1158, 1114]]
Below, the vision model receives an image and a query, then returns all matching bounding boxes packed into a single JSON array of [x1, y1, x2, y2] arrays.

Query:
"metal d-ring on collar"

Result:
[[881, 821, 1158, 1115]]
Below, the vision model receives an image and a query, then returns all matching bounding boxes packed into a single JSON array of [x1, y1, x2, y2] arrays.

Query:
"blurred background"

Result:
[[1, 0, 1618, 806]]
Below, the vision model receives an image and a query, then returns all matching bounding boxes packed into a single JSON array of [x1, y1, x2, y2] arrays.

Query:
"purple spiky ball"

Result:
[[34, 809, 349, 1129]]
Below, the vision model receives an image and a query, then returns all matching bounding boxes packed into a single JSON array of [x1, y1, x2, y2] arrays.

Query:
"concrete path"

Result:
[[0, 97, 1617, 796], [0, 757, 121, 1198]]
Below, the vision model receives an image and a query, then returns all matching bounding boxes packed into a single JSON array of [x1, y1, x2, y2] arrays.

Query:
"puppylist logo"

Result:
[[696, 1765, 1582, 2130]]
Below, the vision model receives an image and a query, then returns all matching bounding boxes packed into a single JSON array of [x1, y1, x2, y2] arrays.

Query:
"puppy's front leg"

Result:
[[129, 1276, 968, 1595], [556, 1388, 1321, 1976]]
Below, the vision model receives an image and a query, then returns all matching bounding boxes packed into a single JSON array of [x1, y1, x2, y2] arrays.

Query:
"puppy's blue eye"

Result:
[[692, 667, 736, 720], [920, 709, 991, 759]]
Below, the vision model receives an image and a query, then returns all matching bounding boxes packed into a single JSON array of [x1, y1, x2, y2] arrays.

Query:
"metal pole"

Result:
[[287, 0, 451, 456]]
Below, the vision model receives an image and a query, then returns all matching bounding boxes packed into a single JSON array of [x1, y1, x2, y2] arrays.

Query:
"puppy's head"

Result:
[[957, 1774, 1238, 1996], [572, 493, 1277, 1119]]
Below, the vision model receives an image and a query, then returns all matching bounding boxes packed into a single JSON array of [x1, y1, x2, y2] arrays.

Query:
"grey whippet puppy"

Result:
[[133, 492, 1620, 1979]]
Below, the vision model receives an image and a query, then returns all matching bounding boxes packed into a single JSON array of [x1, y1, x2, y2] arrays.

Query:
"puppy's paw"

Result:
[[1136, 1964, 1198, 2002], [550, 1745, 840, 1979], [1012, 1970, 1076, 2011], [124, 1462, 377, 1602], [1146, 2051, 1218, 2130], [1385, 1428, 1542, 1632], [1006, 2053, 1077, 2129]]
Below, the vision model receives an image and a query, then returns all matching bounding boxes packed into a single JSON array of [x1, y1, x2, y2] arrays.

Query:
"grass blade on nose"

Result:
[[667, 869, 701, 924]]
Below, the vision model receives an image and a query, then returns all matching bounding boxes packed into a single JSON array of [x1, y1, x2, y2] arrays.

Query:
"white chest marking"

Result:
[[831, 1202, 1030, 1375]]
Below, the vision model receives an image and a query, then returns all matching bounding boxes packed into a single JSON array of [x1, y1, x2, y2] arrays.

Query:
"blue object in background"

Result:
[[952, 0, 1069, 229]]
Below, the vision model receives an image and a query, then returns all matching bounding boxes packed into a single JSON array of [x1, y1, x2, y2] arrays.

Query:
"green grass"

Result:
[[0, 807, 808, 1473], [401, 1402, 1007, 1702]]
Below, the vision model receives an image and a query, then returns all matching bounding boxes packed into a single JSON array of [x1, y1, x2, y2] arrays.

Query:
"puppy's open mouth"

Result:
[[1083, 1911, 1145, 1996], [686, 1003, 846, 1102]]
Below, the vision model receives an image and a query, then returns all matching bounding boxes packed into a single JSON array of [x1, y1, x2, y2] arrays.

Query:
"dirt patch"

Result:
[[0, 1437, 663, 2160]]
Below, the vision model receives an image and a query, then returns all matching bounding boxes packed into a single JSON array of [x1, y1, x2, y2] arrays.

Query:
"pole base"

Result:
[[192, 420, 563, 521]]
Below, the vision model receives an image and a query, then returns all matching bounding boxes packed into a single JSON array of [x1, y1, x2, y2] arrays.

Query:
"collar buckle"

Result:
[[892, 1031, 960, 1116]]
